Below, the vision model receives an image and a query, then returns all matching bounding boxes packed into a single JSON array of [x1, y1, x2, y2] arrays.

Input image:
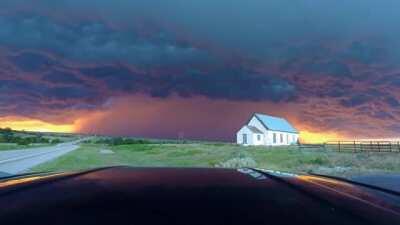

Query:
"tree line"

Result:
[[85, 137, 152, 146], [0, 128, 62, 145]]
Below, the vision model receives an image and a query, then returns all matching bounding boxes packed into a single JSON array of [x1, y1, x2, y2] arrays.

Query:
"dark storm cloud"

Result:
[[0, 79, 88, 100], [0, 77, 102, 117], [305, 60, 352, 78], [341, 88, 386, 103], [385, 96, 400, 107], [42, 70, 83, 85], [342, 41, 389, 64], [388, 76, 400, 87], [80, 66, 140, 91], [45, 86, 97, 100], [4, 1, 400, 63], [0, 79, 44, 96], [324, 82, 353, 98], [9, 52, 57, 72], [372, 111, 394, 120], [147, 72, 296, 101], [340, 94, 372, 108], [0, 15, 211, 65], [1, 0, 400, 138], [79, 65, 296, 101]]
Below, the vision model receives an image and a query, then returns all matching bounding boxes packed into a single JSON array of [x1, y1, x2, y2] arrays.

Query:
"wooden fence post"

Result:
[[338, 141, 341, 152], [398, 142, 400, 152], [370, 141, 372, 152], [353, 141, 356, 153], [378, 142, 381, 152], [390, 142, 392, 152]]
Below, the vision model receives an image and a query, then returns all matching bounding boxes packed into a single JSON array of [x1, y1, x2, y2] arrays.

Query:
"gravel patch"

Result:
[[99, 149, 114, 154]]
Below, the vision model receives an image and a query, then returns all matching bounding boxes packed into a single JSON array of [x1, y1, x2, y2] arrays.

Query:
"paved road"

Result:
[[0, 142, 79, 175]]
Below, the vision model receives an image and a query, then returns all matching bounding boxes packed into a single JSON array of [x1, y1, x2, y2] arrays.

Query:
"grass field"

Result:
[[30, 143, 400, 177], [0, 143, 52, 151]]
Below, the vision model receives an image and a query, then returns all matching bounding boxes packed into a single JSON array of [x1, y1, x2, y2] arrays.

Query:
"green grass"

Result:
[[30, 143, 400, 177], [0, 143, 53, 151]]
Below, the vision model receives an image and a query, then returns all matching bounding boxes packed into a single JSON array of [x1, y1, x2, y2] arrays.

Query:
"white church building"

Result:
[[237, 113, 299, 146]]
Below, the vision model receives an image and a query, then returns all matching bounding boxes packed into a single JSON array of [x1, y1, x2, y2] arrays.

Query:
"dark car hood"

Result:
[[0, 167, 399, 225]]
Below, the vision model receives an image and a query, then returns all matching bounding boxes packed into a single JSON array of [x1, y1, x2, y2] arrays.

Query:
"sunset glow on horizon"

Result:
[[299, 130, 343, 144], [0, 113, 345, 144], [0, 113, 394, 144], [0, 117, 75, 133]]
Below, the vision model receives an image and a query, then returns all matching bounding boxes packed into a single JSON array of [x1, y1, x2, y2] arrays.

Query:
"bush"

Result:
[[16, 138, 31, 146], [309, 157, 328, 165], [216, 157, 257, 168], [51, 139, 62, 144], [94, 138, 152, 146]]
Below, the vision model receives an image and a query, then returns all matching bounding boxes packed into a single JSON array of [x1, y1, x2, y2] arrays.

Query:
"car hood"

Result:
[[0, 167, 399, 225]]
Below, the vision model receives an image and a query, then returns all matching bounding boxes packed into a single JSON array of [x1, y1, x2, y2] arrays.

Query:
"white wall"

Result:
[[251, 133, 264, 146], [247, 116, 268, 144], [248, 116, 268, 132], [265, 131, 298, 146], [236, 126, 264, 146], [236, 126, 253, 146], [293, 133, 299, 144]]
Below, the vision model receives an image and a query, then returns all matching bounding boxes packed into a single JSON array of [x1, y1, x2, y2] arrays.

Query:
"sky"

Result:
[[1, 0, 400, 143]]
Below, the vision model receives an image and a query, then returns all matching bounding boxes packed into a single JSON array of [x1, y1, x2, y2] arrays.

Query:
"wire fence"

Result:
[[298, 141, 400, 153]]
